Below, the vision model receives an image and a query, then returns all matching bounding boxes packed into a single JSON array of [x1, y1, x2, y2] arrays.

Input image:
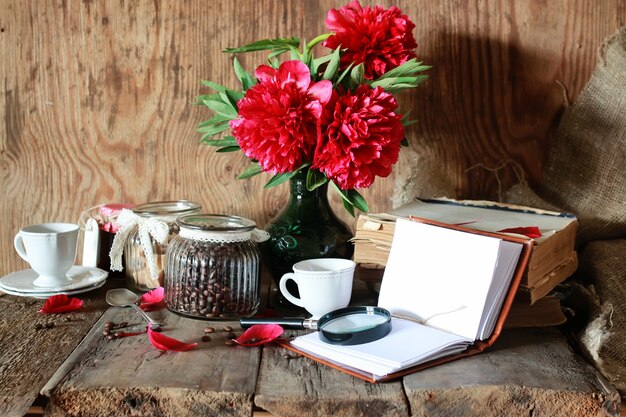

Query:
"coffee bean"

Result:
[[45, 322, 54, 329], [201, 335, 211, 342], [222, 326, 233, 332], [204, 327, 215, 334], [226, 332, 236, 339], [224, 339, 235, 346], [164, 236, 260, 319], [103, 330, 110, 336], [104, 321, 114, 329], [107, 334, 115, 340], [35, 323, 43, 330], [118, 321, 128, 329]]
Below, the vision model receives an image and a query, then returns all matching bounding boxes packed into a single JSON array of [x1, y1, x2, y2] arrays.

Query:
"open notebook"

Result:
[[284, 217, 532, 382]]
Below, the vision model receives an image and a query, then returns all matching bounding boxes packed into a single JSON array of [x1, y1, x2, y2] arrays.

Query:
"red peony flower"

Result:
[[323, 1, 418, 80], [313, 85, 405, 189], [230, 60, 333, 173]]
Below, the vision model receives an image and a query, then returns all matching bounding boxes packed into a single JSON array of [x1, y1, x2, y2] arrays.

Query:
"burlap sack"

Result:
[[503, 182, 562, 212], [391, 148, 456, 208], [579, 239, 626, 396], [537, 27, 626, 245]]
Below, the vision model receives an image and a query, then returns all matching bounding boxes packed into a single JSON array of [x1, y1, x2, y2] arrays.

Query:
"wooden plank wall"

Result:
[[1, 0, 625, 276]]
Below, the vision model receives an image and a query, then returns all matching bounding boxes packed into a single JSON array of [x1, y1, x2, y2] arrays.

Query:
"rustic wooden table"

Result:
[[0, 277, 622, 417]]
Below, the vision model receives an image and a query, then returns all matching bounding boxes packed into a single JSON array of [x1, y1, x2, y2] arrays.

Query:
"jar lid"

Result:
[[177, 214, 258, 242], [177, 214, 256, 232], [133, 200, 201, 217]]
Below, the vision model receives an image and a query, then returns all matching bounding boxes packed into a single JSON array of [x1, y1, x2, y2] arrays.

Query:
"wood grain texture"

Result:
[[403, 328, 621, 417], [1, 1, 625, 278], [254, 341, 410, 417], [42, 307, 259, 417], [0, 287, 109, 417]]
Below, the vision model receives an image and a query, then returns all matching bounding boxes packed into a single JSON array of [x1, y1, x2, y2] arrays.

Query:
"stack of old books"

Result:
[[352, 198, 579, 328]]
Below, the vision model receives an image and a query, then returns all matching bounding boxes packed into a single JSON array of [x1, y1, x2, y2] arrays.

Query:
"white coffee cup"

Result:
[[279, 258, 355, 318], [14, 223, 80, 287]]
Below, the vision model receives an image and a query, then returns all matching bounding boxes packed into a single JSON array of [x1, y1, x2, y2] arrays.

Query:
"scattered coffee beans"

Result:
[[201, 335, 212, 342]]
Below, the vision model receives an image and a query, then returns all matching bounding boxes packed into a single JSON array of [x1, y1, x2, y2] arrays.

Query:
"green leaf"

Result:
[[233, 58, 255, 90], [197, 114, 232, 128], [334, 62, 354, 87], [200, 80, 228, 93], [264, 172, 296, 189], [306, 33, 331, 50], [224, 37, 301, 53], [289, 47, 300, 60], [306, 169, 328, 191], [216, 145, 241, 153], [401, 138, 409, 147], [312, 54, 333, 75], [322, 47, 341, 81], [201, 136, 238, 147], [267, 49, 288, 61], [197, 122, 231, 137], [347, 189, 369, 213], [375, 59, 431, 80], [349, 63, 365, 88], [342, 198, 355, 217], [196, 93, 222, 105], [238, 163, 263, 179], [201, 99, 238, 118], [330, 182, 369, 215], [263, 163, 310, 189]]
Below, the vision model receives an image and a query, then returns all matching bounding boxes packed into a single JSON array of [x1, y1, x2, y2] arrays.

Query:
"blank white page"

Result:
[[378, 218, 503, 340]]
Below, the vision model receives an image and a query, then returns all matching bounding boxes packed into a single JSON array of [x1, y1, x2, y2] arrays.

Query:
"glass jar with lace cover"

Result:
[[117, 201, 201, 292], [164, 214, 267, 319]]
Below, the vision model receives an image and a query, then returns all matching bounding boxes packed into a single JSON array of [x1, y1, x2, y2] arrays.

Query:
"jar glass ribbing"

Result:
[[124, 200, 201, 292], [165, 214, 261, 319]]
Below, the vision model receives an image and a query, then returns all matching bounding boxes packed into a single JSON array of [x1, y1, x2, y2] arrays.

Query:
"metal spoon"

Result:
[[106, 288, 162, 328]]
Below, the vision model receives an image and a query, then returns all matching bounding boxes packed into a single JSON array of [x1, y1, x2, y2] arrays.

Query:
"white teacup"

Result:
[[14, 223, 79, 287], [279, 258, 355, 318]]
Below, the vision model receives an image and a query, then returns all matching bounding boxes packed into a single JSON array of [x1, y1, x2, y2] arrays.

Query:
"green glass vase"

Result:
[[265, 172, 354, 309]]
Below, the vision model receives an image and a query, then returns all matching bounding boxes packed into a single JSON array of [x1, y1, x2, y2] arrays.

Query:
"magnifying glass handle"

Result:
[[240, 318, 317, 329]]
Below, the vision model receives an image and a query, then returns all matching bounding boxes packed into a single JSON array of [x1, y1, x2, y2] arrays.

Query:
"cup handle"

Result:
[[13, 233, 29, 262], [279, 273, 304, 307]]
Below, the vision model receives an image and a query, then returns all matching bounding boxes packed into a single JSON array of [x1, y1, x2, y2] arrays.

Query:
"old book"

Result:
[[504, 295, 566, 328], [515, 251, 578, 304], [353, 198, 577, 290], [281, 216, 533, 382]]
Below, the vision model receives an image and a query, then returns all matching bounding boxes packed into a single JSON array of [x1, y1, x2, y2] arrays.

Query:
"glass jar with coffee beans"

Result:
[[124, 200, 201, 292], [165, 214, 265, 319]]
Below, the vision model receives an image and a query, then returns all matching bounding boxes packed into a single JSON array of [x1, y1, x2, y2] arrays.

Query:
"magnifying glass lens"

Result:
[[318, 306, 392, 345], [321, 313, 390, 334]]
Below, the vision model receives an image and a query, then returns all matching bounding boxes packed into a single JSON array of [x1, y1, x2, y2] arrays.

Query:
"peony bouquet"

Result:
[[197, 1, 429, 215]]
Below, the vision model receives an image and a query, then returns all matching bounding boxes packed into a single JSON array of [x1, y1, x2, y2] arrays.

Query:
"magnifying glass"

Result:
[[240, 306, 392, 345]]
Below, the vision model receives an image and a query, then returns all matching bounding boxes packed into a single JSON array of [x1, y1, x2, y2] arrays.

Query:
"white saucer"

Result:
[[0, 266, 108, 293], [0, 279, 107, 299]]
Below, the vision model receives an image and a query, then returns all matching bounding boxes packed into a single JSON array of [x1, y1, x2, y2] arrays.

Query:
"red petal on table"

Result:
[[234, 324, 284, 347], [147, 325, 197, 352], [497, 226, 542, 239], [139, 287, 165, 311], [39, 294, 83, 313]]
